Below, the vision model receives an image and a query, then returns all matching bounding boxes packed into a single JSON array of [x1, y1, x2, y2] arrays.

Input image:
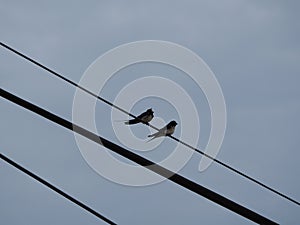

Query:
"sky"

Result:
[[1, 0, 300, 224]]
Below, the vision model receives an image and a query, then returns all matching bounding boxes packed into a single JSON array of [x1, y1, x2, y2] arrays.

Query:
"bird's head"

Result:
[[169, 120, 178, 127], [147, 108, 154, 115]]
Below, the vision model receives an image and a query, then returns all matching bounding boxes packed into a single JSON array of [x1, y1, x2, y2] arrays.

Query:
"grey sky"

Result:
[[1, 1, 300, 224]]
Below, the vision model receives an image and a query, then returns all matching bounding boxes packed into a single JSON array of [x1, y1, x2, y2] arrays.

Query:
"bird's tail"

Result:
[[146, 136, 156, 143], [146, 132, 159, 142], [114, 119, 138, 125], [124, 119, 139, 125]]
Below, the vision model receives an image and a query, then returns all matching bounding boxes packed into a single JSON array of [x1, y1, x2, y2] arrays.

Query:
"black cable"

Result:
[[1, 42, 298, 207], [0, 42, 141, 126], [1, 88, 278, 225], [0, 153, 116, 225], [171, 137, 300, 206]]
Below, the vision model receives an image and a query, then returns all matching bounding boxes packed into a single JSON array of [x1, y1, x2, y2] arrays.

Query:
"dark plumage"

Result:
[[125, 108, 154, 125], [147, 120, 178, 141]]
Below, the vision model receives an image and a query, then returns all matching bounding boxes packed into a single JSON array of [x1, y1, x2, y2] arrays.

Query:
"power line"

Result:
[[0, 153, 116, 225], [1, 88, 278, 225], [1, 41, 299, 207], [171, 137, 300, 206]]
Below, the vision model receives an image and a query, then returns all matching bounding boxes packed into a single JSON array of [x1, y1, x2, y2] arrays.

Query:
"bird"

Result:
[[147, 120, 178, 142], [124, 108, 154, 125]]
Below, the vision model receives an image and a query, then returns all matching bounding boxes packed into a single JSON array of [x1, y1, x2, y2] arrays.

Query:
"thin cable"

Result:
[[0, 153, 116, 225], [1, 88, 278, 225], [1, 41, 299, 207], [0, 42, 145, 128], [171, 136, 300, 206]]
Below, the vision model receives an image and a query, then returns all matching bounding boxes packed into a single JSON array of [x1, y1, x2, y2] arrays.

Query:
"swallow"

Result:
[[147, 120, 178, 141], [124, 108, 154, 125]]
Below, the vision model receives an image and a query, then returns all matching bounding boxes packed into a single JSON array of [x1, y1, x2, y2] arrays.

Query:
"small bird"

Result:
[[147, 120, 178, 141], [124, 108, 154, 125]]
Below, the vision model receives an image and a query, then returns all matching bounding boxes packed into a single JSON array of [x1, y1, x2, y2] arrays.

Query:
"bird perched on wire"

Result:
[[124, 108, 154, 125], [147, 120, 178, 142]]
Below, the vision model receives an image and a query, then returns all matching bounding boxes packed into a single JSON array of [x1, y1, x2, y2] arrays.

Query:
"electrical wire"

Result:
[[1, 88, 278, 225], [0, 152, 116, 225], [0, 41, 299, 206]]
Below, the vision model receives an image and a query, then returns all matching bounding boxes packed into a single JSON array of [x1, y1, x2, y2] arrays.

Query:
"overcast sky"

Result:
[[1, 1, 300, 224]]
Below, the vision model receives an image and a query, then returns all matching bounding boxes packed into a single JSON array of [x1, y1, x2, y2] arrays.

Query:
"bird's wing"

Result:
[[148, 125, 167, 137], [146, 128, 167, 142], [137, 111, 148, 119]]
